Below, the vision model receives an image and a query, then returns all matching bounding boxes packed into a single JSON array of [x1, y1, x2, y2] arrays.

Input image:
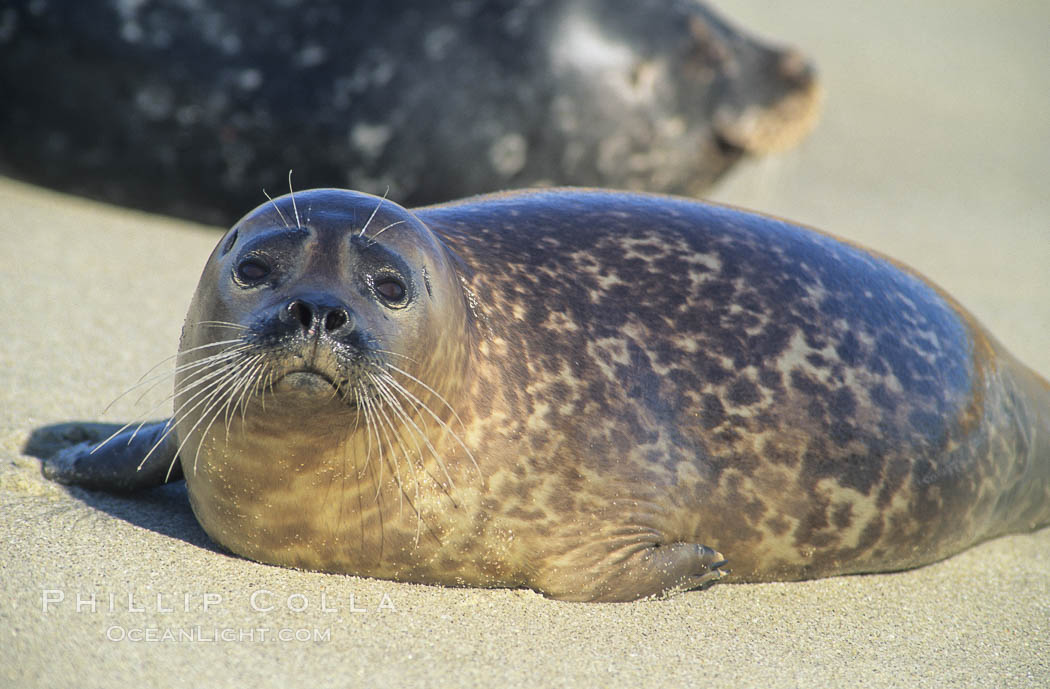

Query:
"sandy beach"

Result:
[[2, 1, 1048, 687]]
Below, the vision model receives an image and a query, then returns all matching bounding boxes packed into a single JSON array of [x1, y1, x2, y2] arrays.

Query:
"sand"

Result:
[[1, 1, 1048, 687]]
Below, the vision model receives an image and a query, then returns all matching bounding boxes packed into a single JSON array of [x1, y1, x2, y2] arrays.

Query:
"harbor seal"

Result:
[[45, 188, 1050, 601]]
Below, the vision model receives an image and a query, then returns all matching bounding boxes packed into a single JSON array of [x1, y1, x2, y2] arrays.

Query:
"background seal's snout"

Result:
[[279, 297, 354, 339]]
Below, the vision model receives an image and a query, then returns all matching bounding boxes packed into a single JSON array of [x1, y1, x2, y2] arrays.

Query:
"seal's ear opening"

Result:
[[220, 229, 239, 256]]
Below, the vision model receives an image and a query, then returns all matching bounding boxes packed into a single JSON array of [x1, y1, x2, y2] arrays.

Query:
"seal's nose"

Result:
[[280, 298, 353, 337]]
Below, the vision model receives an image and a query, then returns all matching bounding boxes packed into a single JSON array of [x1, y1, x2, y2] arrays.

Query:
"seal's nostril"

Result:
[[325, 309, 348, 332], [282, 298, 350, 335], [287, 300, 313, 330]]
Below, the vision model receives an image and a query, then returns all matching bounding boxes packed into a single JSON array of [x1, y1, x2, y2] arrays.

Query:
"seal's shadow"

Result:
[[24, 421, 222, 555]]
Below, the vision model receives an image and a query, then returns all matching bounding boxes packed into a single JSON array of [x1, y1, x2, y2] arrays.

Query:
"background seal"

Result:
[[0, 0, 820, 225]]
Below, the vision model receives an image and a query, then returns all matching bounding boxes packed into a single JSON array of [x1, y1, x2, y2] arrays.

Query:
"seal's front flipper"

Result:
[[41, 420, 183, 493], [603, 542, 730, 601], [541, 542, 730, 602]]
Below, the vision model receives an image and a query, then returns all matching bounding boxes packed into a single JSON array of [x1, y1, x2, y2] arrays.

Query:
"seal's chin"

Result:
[[272, 369, 355, 407]]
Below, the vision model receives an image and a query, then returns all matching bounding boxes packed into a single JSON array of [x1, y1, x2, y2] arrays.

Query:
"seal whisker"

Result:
[[100, 339, 248, 415], [144, 339, 248, 376], [374, 395, 422, 509], [164, 349, 258, 409], [160, 347, 250, 389], [190, 321, 252, 331], [84, 408, 167, 458], [193, 356, 265, 473], [330, 384, 368, 538], [262, 188, 290, 229], [368, 220, 405, 241], [383, 362, 470, 432], [349, 386, 368, 477], [115, 358, 233, 454], [191, 387, 238, 475], [267, 368, 277, 403], [360, 385, 395, 509], [353, 385, 387, 558], [354, 386, 377, 483], [370, 372, 459, 498], [91, 417, 174, 460], [127, 347, 253, 412], [287, 170, 302, 230], [172, 346, 253, 370], [163, 443, 181, 483], [189, 385, 243, 474], [370, 372, 429, 447], [369, 389, 412, 507], [138, 369, 242, 470], [368, 386, 438, 545], [174, 338, 250, 355], [381, 377, 475, 478], [362, 388, 404, 513], [134, 386, 218, 471], [117, 346, 254, 417], [222, 355, 266, 438], [87, 415, 162, 456], [358, 186, 390, 237], [370, 348, 418, 364], [133, 337, 246, 384], [173, 354, 264, 475], [370, 379, 435, 533], [380, 368, 479, 475], [257, 368, 276, 412], [86, 347, 251, 456], [138, 353, 260, 472], [241, 359, 272, 425], [370, 380, 459, 549], [232, 357, 268, 429], [372, 374, 449, 494], [360, 391, 391, 521]]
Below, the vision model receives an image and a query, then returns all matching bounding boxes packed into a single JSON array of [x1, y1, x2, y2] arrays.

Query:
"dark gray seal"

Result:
[[46, 188, 1050, 601], [0, 0, 819, 225]]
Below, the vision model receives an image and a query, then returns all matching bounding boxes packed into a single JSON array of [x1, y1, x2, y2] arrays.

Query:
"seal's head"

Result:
[[180, 188, 470, 407], [173, 189, 475, 569]]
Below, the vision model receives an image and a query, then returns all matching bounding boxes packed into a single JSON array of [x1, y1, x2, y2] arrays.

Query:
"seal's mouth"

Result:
[[275, 368, 345, 395], [271, 367, 374, 412]]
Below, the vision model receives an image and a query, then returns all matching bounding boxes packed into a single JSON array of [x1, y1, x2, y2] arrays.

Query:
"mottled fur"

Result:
[[48, 189, 1050, 601]]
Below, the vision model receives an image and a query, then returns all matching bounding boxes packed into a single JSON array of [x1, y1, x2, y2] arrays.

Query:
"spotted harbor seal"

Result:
[[46, 188, 1050, 602]]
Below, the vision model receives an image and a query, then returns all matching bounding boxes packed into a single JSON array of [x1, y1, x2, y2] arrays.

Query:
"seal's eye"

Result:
[[374, 277, 406, 303], [236, 258, 271, 283]]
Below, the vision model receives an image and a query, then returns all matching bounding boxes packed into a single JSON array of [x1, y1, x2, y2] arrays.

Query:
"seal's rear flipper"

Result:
[[37, 420, 183, 493]]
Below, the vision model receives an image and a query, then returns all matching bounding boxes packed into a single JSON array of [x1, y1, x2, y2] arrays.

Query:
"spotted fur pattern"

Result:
[[420, 189, 1050, 595], [49, 188, 1050, 601]]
